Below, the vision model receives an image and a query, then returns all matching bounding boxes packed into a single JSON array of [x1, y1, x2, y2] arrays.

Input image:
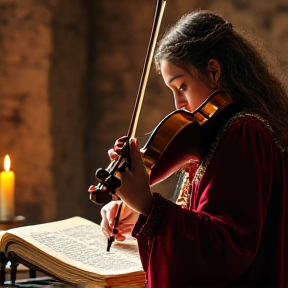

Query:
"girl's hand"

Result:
[[108, 135, 129, 160], [100, 200, 139, 241], [115, 138, 154, 216]]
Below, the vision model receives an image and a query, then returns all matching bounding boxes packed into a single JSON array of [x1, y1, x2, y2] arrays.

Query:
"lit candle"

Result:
[[0, 155, 15, 220]]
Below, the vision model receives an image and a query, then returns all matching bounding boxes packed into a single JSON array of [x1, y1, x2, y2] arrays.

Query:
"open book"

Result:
[[0, 217, 145, 288]]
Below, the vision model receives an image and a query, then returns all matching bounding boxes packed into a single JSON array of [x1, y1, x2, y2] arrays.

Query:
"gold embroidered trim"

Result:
[[140, 193, 169, 237], [193, 110, 285, 184], [175, 171, 191, 207]]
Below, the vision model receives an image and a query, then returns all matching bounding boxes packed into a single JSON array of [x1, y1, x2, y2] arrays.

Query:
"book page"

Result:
[[2, 217, 143, 276]]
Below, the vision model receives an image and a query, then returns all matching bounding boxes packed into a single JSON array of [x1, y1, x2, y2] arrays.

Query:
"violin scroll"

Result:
[[89, 139, 131, 205]]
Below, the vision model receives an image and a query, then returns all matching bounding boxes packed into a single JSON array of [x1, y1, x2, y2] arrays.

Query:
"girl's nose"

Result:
[[174, 93, 187, 110]]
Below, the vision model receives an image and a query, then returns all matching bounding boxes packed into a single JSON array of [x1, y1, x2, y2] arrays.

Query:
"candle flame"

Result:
[[4, 155, 11, 172]]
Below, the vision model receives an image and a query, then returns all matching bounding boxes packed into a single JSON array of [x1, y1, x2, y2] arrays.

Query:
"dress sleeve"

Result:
[[132, 117, 285, 287]]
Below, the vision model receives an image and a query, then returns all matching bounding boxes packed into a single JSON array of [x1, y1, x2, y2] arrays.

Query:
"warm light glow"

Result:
[[4, 155, 11, 172]]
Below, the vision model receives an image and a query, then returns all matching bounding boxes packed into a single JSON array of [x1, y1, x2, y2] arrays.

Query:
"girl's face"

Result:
[[160, 59, 219, 112]]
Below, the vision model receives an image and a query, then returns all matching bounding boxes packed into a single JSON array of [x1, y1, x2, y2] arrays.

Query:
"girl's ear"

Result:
[[206, 59, 222, 89]]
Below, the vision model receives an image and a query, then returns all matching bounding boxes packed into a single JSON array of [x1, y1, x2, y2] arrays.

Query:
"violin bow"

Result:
[[90, 0, 167, 207], [127, 0, 166, 138]]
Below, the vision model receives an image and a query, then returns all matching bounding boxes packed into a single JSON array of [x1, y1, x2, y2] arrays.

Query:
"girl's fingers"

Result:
[[100, 200, 139, 239], [115, 224, 136, 241], [100, 201, 120, 237], [114, 136, 129, 153], [100, 218, 112, 238], [108, 149, 119, 161], [115, 233, 126, 241], [129, 138, 143, 174]]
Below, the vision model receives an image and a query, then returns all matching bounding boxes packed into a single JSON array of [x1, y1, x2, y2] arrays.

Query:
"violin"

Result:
[[88, 1, 242, 206], [89, 88, 243, 205], [140, 90, 236, 185]]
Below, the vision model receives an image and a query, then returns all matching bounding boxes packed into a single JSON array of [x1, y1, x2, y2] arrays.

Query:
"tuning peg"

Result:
[[95, 168, 110, 181], [106, 175, 122, 190], [89, 184, 112, 205]]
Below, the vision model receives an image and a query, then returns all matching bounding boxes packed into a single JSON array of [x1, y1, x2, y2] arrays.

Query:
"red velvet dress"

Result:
[[132, 111, 287, 288]]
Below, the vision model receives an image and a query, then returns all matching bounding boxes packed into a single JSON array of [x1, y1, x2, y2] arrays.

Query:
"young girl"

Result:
[[95, 9, 288, 287]]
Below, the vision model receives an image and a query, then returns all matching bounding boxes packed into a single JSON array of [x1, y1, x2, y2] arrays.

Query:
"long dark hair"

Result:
[[154, 10, 288, 147]]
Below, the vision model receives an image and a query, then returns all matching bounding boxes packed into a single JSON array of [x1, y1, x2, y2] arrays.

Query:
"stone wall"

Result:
[[0, 0, 57, 223], [0, 0, 287, 225]]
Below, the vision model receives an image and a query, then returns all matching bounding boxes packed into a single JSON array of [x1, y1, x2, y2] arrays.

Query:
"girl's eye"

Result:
[[179, 84, 186, 91]]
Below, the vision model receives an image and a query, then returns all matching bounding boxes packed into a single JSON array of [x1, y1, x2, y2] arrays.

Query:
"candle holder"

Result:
[[0, 216, 26, 231]]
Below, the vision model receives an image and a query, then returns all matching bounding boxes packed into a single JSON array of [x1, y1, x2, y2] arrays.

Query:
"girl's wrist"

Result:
[[141, 194, 154, 216]]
